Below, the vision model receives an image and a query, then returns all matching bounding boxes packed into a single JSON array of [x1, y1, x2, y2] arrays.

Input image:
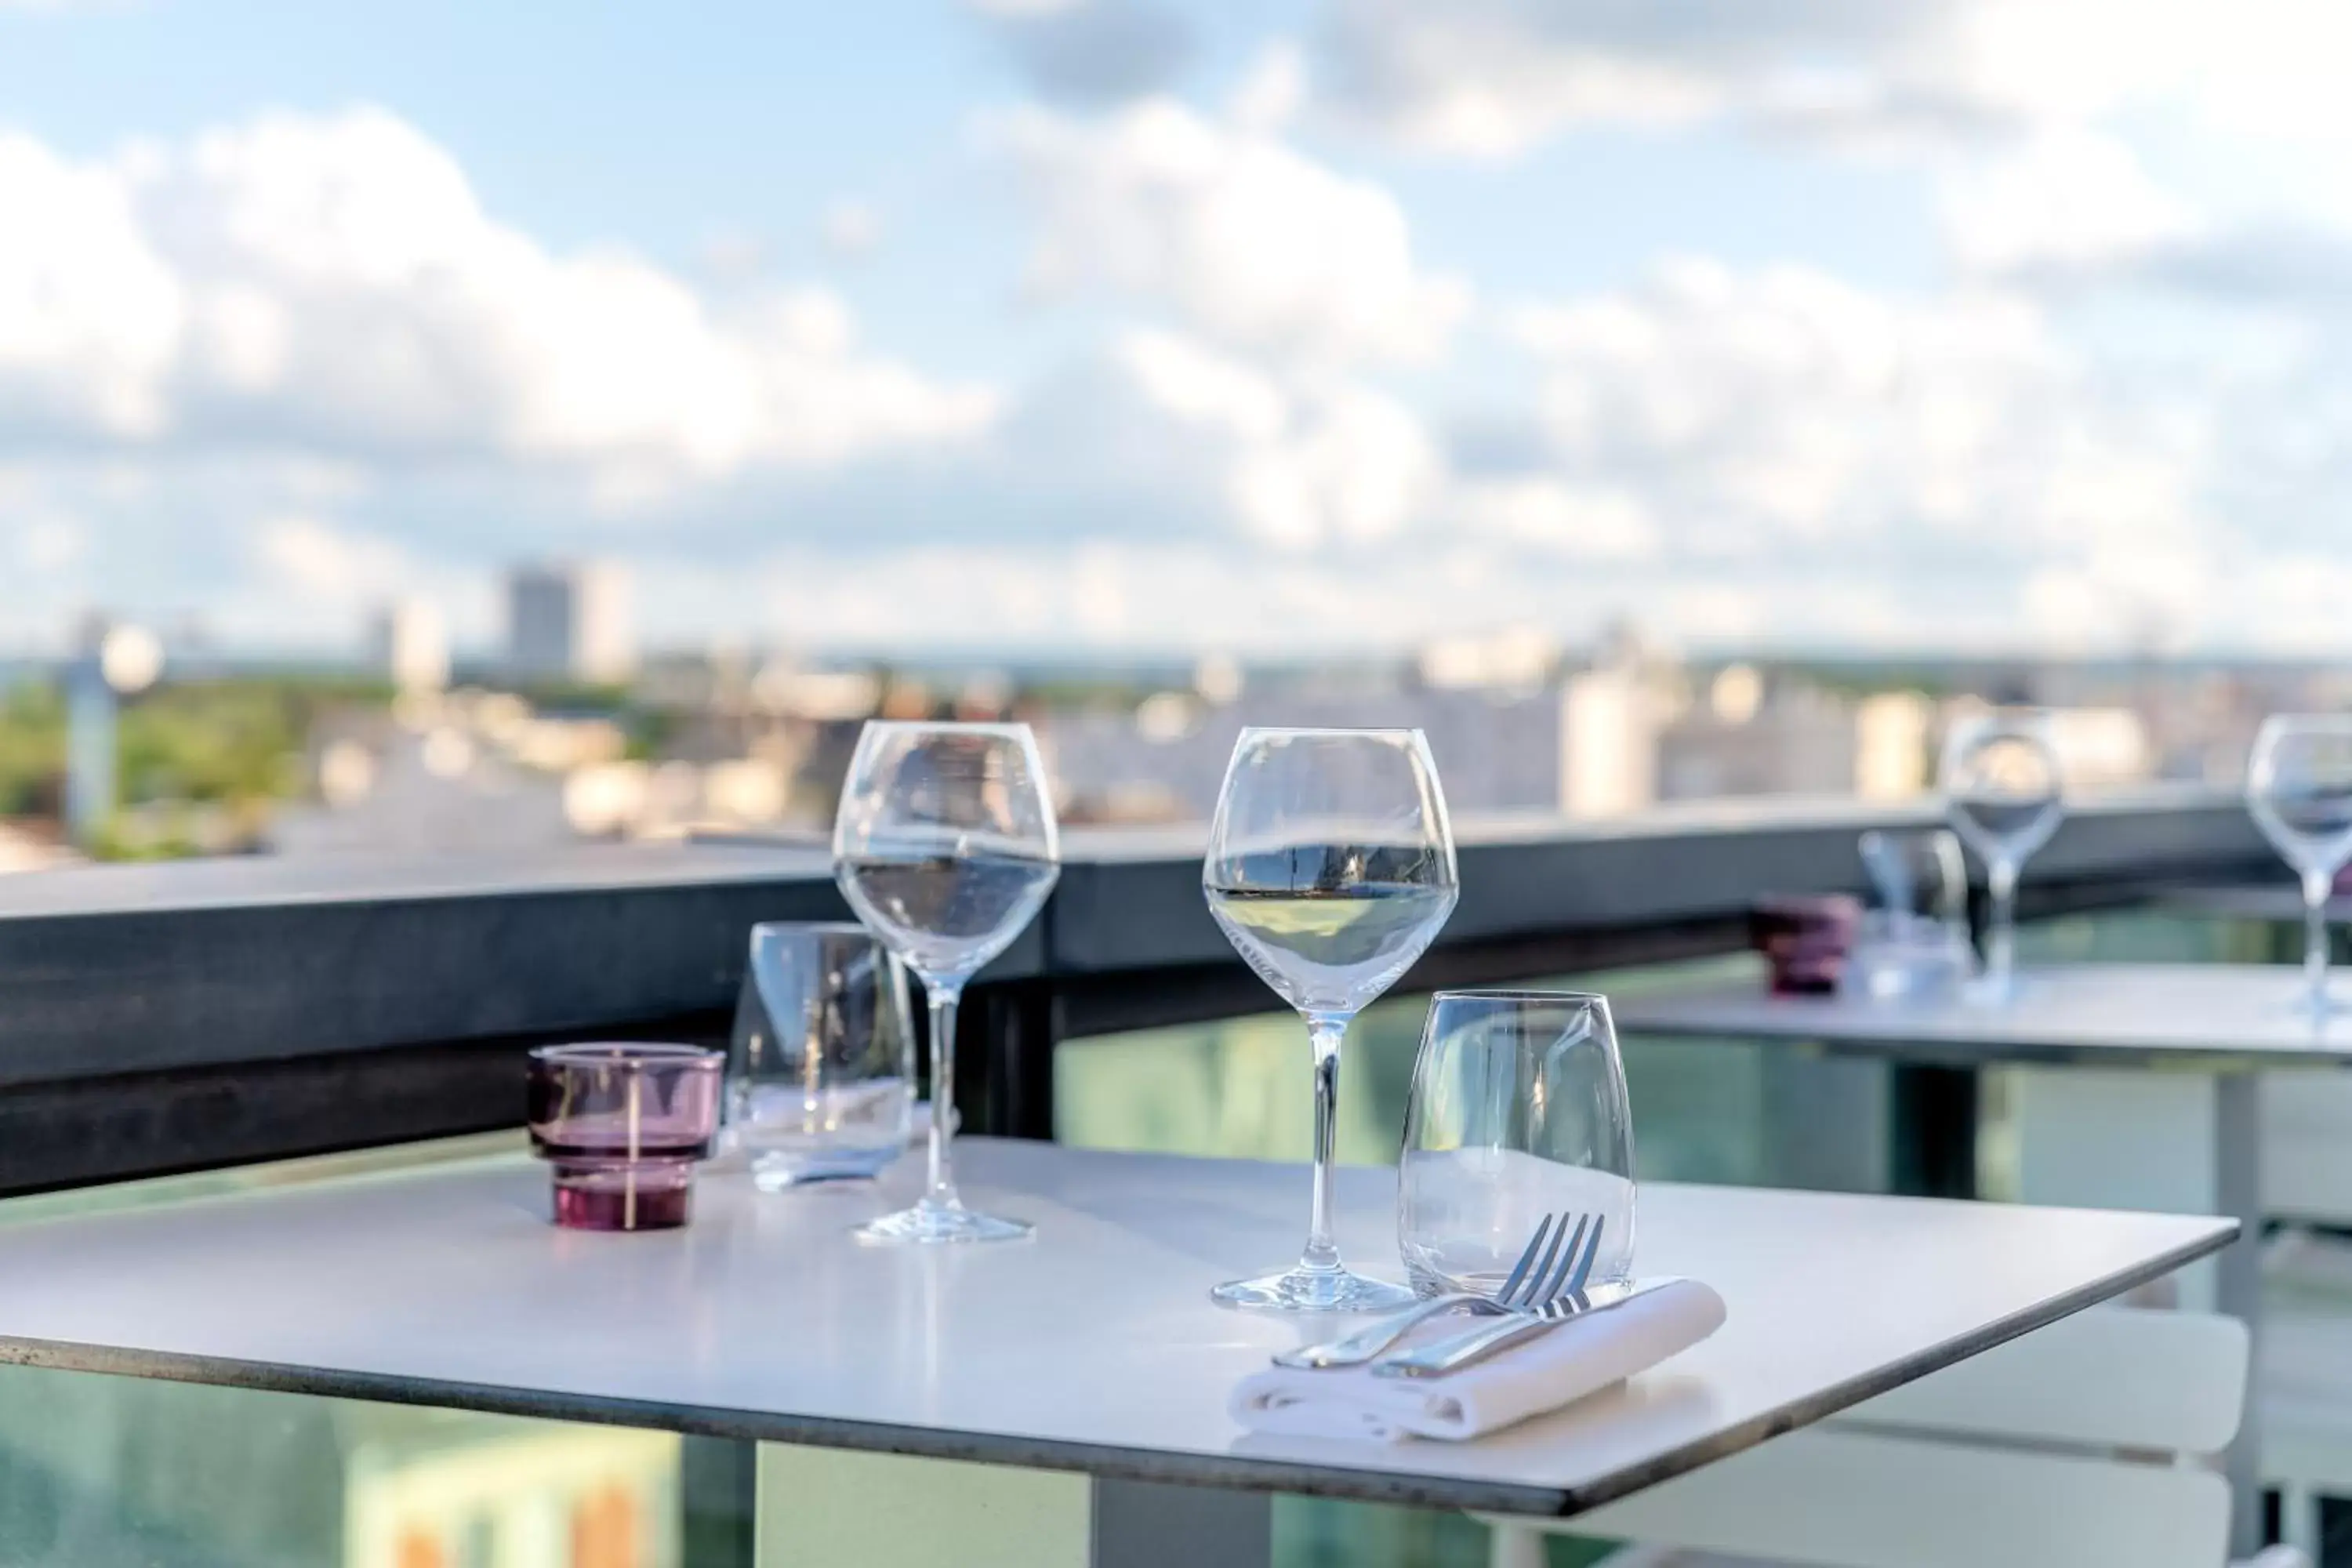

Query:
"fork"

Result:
[[1273, 1212, 1599, 1370], [1372, 1214, 1608, 1380]]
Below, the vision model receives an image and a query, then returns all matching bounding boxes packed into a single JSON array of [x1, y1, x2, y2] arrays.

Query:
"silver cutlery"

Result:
[[1373, 1216, 1621, 1380], [1274, 1211, 1599, 1370]]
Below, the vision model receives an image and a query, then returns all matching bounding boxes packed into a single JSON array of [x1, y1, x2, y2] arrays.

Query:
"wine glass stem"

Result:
[[926, 982, 963, 1210], [1986, 857, 2018, 989], [2305, 869, 2331, 1007], [1302, 1014, 1347, 1276]]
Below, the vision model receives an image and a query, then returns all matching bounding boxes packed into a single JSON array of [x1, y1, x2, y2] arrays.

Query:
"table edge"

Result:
[[1613, 973, 2352, 1069], [0, 1214, 2235, 1518]]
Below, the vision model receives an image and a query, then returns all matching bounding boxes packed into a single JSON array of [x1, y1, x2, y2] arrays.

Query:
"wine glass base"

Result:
[[855, 1199, 1032, 1246], [2288, 989, 2350, 1019], [1210, 1266, 1415, 1314], [1962, 973, 2025, 1007]]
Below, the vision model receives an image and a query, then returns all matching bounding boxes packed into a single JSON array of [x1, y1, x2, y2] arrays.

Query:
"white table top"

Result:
[[0, 1140, 2229, 1516], [1614, 963, 2352, 1069]]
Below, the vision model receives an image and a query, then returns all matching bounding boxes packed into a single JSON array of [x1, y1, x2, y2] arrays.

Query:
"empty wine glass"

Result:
[[1940, 710, 2064, 1003], [1203, 728, 1459, 1312], [1400, 991, 1636, 1298], [2247, 714, 2352, 1015], [834, 722, 1060, 1243]]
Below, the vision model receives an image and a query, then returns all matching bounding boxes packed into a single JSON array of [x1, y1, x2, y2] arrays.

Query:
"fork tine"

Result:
[[1493, 1214, 1555, 1307], [1563, 1214, 1606, 1298], [1530, 1215, 1588, 1307], [1514, 1214, 1577, 1308]]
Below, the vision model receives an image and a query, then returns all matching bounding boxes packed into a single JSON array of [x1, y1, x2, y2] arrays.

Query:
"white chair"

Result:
[[1483, 1306, 2277, 1568]]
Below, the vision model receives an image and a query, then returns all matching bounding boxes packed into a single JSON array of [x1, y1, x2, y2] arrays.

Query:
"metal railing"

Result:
[[0, 786, 2274, 1192]]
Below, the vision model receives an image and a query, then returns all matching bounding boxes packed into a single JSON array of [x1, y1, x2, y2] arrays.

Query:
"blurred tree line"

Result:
[[0, 674, 391, 855]]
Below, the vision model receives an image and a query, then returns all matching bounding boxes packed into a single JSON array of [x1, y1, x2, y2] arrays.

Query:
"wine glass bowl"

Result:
[[2246, 714, 2352, 1014], [834, 722, 1059, 1244], [1940, 711, 2064, 1002], [1202, 728, 1459, 1312]]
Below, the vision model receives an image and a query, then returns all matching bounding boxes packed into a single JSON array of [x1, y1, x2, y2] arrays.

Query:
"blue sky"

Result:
[[0, 0, 2348, 659]]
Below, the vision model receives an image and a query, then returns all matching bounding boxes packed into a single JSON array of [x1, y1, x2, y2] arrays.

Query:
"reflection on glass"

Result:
[[1940, 711, 2064, 1003], [2247, 713, 2352, 1015], [834, 721, 1059, 1244], [1203, 727, 1458, 1312]]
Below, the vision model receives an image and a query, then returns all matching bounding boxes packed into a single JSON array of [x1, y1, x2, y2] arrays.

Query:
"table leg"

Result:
[[2009, 1066, 2266, 1555], [1889, 1064, 1979, 1199], [683, 1435, 757, 1566], [2217, 1070, 2265, 1561], [1091, 1479, 1272, 1568], [749, 1446, 1274, 1568], [754, 1444, 1090, 1566]]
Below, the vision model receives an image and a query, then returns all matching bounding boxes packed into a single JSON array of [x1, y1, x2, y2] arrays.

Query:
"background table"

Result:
[[0, 1137, 2230, 1563], [1615, 960, 2351, 1553]]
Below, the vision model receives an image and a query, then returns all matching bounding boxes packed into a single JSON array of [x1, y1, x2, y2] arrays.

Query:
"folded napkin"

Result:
[[1230, 1278, 1726, 1444]]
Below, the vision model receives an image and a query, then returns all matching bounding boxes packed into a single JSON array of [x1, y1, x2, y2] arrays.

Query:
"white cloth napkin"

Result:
[[1230, 1278, 1727, 1444]]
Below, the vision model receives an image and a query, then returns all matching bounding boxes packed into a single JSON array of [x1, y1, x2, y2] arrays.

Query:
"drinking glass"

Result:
[[1399, 992, 1635, 1297], [834, 721, 1060, 1243], [1859, 828, 1969, 931], [526, 1043, 723, 1232], [1846, 829, 1973, 1000], [2246, 714, 2352, 1014], [726, 922, 913, 1189], [1203, 727, 1459, 1312], [1940, 711, 2064, 1002]]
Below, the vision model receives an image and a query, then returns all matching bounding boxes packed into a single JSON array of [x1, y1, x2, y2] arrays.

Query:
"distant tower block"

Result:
[[370, 599, 449, 694], [507, 562, 635, 685]]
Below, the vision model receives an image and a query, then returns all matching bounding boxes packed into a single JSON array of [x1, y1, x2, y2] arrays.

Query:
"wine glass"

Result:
[[1202, 728, 1459, 1312], [834, 722, 1060, 1243], [2246, 714, 2352, 1015], [1939, 710, 2064, 1003]]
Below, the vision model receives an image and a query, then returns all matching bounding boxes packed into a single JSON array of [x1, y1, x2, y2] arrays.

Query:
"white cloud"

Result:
[[1499, 257, 2212, 597], [1308, 0, 2278, 158], [0, 133, 181, 437], [1228, 42, 1308, 135], [252, 515, 410, 601], [1004, 325, 1443, 549], [995, 98, 1471, 364], [1446, 477, 1657, 560], [0, 108, 995, 493], [819, 199, 883, 259], [1940, 130, 2201, 277]]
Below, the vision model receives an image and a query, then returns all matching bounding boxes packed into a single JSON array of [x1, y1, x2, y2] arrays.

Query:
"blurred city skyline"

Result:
[[5, 1, 2352, 659]]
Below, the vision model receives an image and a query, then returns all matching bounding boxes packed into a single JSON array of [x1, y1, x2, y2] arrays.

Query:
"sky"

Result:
[[4, 0, 2352, 660]]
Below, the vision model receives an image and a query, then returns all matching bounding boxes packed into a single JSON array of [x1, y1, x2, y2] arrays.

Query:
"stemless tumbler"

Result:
[[528, 1043, 723, 1232], [1399, 991, 1636, 1298], [727, 921, 914, 1188]]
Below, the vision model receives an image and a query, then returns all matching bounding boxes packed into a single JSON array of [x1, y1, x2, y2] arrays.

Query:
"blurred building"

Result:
[[369, 599, 449, 694], [507, 563, 633, 685]]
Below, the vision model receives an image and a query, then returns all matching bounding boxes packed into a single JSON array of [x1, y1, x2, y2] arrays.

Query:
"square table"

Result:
[[1614, 960, 2352, 1554], [0, 1138, 2230, 1564]]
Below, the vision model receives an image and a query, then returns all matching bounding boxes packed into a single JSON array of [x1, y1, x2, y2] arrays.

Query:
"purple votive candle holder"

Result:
[[526, 1043, 722, 1232], [1749, 895, 1863, 996]]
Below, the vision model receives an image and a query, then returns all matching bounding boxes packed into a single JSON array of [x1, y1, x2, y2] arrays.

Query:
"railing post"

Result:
[[957, 981, 1061, 1141]]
